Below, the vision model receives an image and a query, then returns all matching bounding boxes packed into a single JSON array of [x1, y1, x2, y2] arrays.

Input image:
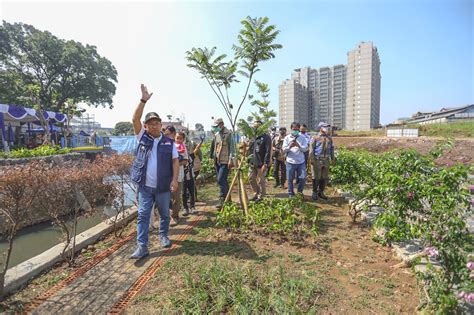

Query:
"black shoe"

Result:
[[216, 197, 224, 209], [312, 191, 319, 200], [183, 208, 190, 216], [318, 191, 328, 200], [250, 195, 259, 202], [273, 183, 280, 188]]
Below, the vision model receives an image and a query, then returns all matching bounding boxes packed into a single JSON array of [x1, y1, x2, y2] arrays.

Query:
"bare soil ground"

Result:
[[333, 136, 474, 166], [127, 184, 421, 314], [2, 183, 423, 314]]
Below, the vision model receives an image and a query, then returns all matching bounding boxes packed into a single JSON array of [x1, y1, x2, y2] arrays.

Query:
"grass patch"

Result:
[[416, 122, 474, 138], [32, 271, 70, 288], [137, 258, 324, 314], [288, 253, 304, 263]]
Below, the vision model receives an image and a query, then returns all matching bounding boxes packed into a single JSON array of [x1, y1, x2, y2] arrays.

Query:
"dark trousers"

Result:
[[216, 163, 229, 199], [182, 178, 196, 209], [193, 170, 200, 200], [273, 159, 286, 186]]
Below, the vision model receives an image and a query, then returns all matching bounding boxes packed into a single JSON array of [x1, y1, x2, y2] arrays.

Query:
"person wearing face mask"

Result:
[[282, 122, 309, 197], [210, 118, 235, 209], [272, 127, 287, 189], [248, 120, 272, 202], [299, 124, 311, 168], [309, 122, 335, 200]]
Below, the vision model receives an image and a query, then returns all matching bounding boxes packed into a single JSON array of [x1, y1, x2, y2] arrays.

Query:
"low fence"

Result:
[[386, 128, 419, 138]]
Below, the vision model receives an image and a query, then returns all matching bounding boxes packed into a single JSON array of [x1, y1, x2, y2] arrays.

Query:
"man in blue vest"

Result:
[[130, 84, 179, 259]]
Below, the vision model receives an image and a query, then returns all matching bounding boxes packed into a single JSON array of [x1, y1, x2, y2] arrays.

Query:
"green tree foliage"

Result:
[[185, 16, 282, 134], [238, 80, 277, 138], [112, 121, 134, 136], [331, 143, 474, 312], [0, 21, 118, 140]]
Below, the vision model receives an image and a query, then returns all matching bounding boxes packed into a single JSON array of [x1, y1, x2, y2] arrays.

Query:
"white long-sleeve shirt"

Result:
[[282, 134, 308, 164]]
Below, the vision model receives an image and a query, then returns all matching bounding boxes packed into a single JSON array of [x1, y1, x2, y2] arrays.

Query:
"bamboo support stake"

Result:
[[239, 171, 249, 216]]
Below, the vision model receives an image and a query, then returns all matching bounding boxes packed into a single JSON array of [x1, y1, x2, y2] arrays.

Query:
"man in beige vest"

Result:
[[210, 118, 235, 208]]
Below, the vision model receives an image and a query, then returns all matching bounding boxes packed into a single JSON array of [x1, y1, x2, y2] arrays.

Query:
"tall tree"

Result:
[[0, 22, 118, 142], [185, 16, 281, 213], [112, 121, 134, 136]]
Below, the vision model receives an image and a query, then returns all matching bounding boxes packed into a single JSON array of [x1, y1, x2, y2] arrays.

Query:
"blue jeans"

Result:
[[137, 186, 171, 248], [286, 162, 306, 196], [216, 163, 229, 198]]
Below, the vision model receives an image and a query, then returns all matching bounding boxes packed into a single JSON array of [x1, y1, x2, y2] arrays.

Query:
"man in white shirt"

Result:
[[282, 122, 308, 197], [130, 84, 179, 259]]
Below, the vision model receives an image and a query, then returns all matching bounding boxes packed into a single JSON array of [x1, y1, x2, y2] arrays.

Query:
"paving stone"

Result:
[[31, 208, 207, 314]]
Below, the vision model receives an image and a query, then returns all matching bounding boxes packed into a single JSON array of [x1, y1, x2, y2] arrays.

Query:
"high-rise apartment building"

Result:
[[278, 79, 309, 128], [278, 42, 380, 131], [281, 65, 346, 130], [346, 42, 381, 130]]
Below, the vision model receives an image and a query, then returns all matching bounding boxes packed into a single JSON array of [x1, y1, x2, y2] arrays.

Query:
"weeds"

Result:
[[216, 195, 320, 241]]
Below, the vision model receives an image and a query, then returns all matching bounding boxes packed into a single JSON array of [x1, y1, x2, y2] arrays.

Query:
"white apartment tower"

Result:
[[346, 42, 381, 130], [278, 79, 310, 128], [286, 66, 346, 130], [278, 42, 380, 130]]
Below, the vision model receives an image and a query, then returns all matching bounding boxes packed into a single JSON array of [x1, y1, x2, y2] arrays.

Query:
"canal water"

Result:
[[0, 175, 137, 269]]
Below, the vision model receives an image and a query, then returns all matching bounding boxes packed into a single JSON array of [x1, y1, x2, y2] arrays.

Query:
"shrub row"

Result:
[[330, 144, 473, 312]]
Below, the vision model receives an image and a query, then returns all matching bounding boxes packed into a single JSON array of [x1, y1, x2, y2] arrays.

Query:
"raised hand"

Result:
[[141, 84, 153, 102]]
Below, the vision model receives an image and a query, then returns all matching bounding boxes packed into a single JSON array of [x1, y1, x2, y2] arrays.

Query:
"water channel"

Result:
[[1, 136, 138, 269]]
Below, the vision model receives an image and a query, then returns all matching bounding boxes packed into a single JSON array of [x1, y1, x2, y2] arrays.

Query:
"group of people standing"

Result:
[[129, 84, 336, 259], [209, 117, 336, 204]]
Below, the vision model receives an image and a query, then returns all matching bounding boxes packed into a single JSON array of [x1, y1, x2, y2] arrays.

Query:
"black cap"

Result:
[[144, 112, 161, 123], [165, 125, 176, 133]]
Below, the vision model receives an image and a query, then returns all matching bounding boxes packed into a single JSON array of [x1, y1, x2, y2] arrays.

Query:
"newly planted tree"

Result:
[[185, 16, 282, 211], [186, 17, 281, 133], [238, 81, 277, 138]]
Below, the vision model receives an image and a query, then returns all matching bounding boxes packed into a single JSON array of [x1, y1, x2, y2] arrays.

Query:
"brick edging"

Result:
[[24, 230, 136, 312], [108, 215, 205, 314]]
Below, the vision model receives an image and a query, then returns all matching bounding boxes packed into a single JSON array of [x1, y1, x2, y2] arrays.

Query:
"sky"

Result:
[[0, 0, 472, 129]]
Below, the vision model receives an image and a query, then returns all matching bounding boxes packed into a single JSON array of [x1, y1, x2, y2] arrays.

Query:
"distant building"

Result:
[[290, 65, 347, 130], [70, 114, 101, 133], [278, 79, 310, 128], [162, 121, 184, 130], [278, 41, 380, 131], [346, 42, 381, 131], [405, 104, 474, 125]]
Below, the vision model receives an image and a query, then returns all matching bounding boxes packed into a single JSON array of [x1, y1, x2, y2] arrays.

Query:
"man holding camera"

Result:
[[282, 122, 308, 197]]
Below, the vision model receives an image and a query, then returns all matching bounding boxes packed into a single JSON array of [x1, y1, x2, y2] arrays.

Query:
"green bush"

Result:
[[1, 145, 72, 159], [216, 195, 320, 239], [330, 144, 474, 312], [197, 142, 215, 181]]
